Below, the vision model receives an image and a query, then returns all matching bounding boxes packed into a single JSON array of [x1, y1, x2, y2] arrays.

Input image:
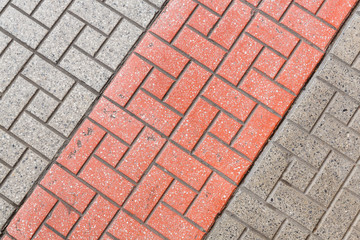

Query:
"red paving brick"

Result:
[[5, 0, 356, 239]]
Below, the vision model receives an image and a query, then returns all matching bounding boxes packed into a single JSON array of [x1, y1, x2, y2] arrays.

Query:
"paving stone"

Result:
[[0, 198, 14, 230], [38, 13, 84, 62], [207, 212, 245, 240], [11, 0, 41, 14], [22, 55, 74, 100], [69, 0, 121, 34], [27, 91, 59, 122], [33, 0, 72, 28], [0, 150, 48, 204], [239, 229, 267, 240], [0, 41, 32, 93], [354, 54, 360, 71], [49, 84, 96, 136], [0, 0, 8, 11], [314, 190, 360, 240], [11, 113, 64, 159], [0, 32, 11, 54], [228, 190, 284, 238], [268, 182, 325, 230], [350, 110, 360, 133], [60, 47, 112, 91], [75, 26, 106, 56], [106, 0, 157, 27], [0, 129, 26, 166], [0, 163, 10, 183], [275, 220, 309, 240], [326, 92, 358, 124], [347, 228, 360, 240], [0, 77, 37, 129], [345, 166, 360, 195], [0, 6, 47, 48], [96, 19, 141, 69], [313, 114, 360, 161]]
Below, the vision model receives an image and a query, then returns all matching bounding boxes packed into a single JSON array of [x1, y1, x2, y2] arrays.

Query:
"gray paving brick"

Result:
[[105, 0, 157, 27], [243, 143, 290, 199], [0, 0, 9, 11], [355, 216, 360, 230], [75, 26, 106, 56], [22, 55, 74, 99], [39, 13, 84, 62], [346, 166, 360, 195], [27, 91, 59, 122], [0, 41, 32, 92], [314, 190, 360, 240], [0, 6, 47, 48], [239, 229, 267, 240], [33, 0, 72, 28], [282, 158, 317, 192], [228, 190, 284, 238], [354, 54, 360, 71], [0, 198, 14, 230], [70, 0, 121, 34], [11, 0, 41, 14], [49, 84, 96, 136], [0, 163, 10, 183], [207, 212, 245, 240], [349, 110, 360, 134], [96, 19, 141, 69], [326, 92, 358, 124], [0, 31, 11, 54], [313, 114, 360, 161], [347, 228, 360, 240], [60, 47, 112, 91], [11, 113, 64, 159], [0, 150, 47, 204], [275, 220, 309, 240], [268, 182, 324, 231], [0, 129, 26, 167], [0, 77, 37, 129]]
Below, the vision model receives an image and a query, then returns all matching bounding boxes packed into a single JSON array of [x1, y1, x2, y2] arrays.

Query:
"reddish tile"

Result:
[[172, 99, 218, 150], [259, 0, 292, 20], [188, 6, 219, 35], [209, 112, 242, 144], [281, 5, 336, 50], [163, 181, 197, 214], [33, 226, 62, 240], [150, 0, 197, 42], [317, 0, 357, 28], [186, 174, 235, 230], [295, 0, 324, 13], [104, 54, 152, 107], [124, 166, 172, 221], [7, 187, 57, 240], [197, 0, 232, 14], [210, 1, 252, 49], [1, 235, 12, 240], [203, 77, 256, 122], [40, 165, 95, 212], [100, 235, 113, 240], [69, 196, 118, 240], [233, 106, 280, 160], [246, 0, 262, 6], [127, 91, 181, 136], [90, 97, 143, 144], [240, 70, 295, 115], [174, 27, 226, 71], [148, 204, 204, 240], [165, 62, 211, 114], [57, 119, 105, 174], [247, 14, 299, 57], [253, 48, 285, 78], [156, 143, 211, 190], [47, 202, 80, 236], [118, 127, 166, 182], [194, 135, 251, 183], [95, 134, 128, 167], [277, 42, 323, 94], [108, 211, 161, 240], [143, 69, 174, 100], [218, 35, 263, 85], [80, 157, 134, 205], [136, 33, 189, 77]]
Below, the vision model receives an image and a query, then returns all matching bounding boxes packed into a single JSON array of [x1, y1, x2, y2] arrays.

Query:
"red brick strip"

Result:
[[3, 0, 357, 239]]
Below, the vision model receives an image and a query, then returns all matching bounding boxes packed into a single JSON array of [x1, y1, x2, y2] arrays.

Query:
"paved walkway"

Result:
[[1, 0, 359, 239]]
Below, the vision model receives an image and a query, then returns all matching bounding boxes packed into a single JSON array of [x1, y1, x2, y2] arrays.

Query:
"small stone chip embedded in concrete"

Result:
[[0, 198, 14, 229], [0, 31, 11, 54], [282, 157, 316, 192], [345, 166, 360, 195], [60, 47, 112, 91], [11, 0, 41, 14], [106, 0, 157, 27], [0, 6, 47, 48], [75, 26, 106, 56], [96, 19, 142, 69], [228, 190, 284, 238], [22, 55, 74, 100], [243, 143, 290, 199], [275, 220, 309, 240], [314, 190, 360, 240], [0, 162, 10, 183], [69, 0, 121, 34], [33, 0, 72, 28], [313, 114, 360, 161], [0, 150, 48, 204], [0, 41, 32, 92], [326, 92, 358, 124], [27, 91, 59, 122], [11, 113, 64, 159], [49, 84, 96, 136], [0, 76, 37, 129], [207, 212, 245, 240], [38, 13, 84, 62], [239, 229, 267, 240], [0, 129, 26, 167]]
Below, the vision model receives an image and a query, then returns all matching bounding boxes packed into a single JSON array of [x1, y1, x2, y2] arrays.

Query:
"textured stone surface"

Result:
[[207, 213, 245, 240], [75, 26, 106, 56], [27, 91, 59, 122], [0, 199, 14, 229], [0, 129, 26, 167]]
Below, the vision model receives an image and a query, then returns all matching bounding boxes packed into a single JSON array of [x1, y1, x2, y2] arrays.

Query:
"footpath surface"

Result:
[[1, 0, 359, 239]]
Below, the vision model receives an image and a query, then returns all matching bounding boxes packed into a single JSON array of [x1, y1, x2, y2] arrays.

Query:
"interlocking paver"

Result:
[[75, 26, 106, 56], [33, 0, 72, 27], [0, 129, 26, 167], [27, 91, 59, 122]]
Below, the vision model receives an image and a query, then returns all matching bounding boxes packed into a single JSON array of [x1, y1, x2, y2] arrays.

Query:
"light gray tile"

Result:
[[75, 26, 106, 56], [11, 0, 41, 14], [33, 0, 72, 28], [0, 129, 26, 166], [27, 91, 59, 122]]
